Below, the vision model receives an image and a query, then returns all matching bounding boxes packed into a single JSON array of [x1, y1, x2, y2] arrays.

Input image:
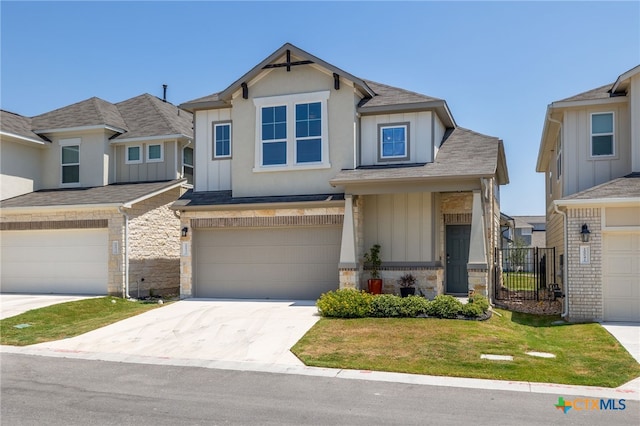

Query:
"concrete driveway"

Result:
[[602, 322, 640, 364], [0, 294, 100, 320], [29, 299, 320, 366]]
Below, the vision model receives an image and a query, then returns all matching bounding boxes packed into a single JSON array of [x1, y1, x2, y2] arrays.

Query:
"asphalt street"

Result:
[[2, 353, 638, 426]]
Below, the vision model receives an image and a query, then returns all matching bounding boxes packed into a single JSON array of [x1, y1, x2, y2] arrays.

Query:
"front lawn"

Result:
[[291, 309, 640, 387], [0, 297, 163, 346]]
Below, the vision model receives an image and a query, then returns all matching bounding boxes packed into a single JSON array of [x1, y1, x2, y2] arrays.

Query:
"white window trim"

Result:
[[146, 143, 164, 163], [253, 91, 330, 172], [378, 123, 410, 161], [556, 132, 562, 180], [125, 145, 143, 164], [590, 111, 615, 158], [213, 122, 232, 159], [59, 138, 81, 186]]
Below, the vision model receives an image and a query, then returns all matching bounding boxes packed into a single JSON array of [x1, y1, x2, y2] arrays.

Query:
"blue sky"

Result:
[[2, 1, 639, 215]]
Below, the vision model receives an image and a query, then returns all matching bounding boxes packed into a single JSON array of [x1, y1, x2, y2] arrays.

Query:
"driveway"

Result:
[[29, 299, 320, 366], [601, 322, 640, 364], [0, 294, 100, 320]]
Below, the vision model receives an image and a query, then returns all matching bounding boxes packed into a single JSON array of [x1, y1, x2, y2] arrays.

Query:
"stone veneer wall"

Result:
[[377, 266, 444, 299], [179, 206, 345, 298], [566, 207, 602, 321]]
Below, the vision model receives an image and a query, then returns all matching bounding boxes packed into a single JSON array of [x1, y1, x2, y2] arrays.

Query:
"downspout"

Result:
[[553, 203, 569, 318], [118, 206, 131, 299]]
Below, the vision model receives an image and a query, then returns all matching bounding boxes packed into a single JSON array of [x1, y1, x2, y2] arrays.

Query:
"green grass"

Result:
[[291, 309, 640, 387], [501, 272, 537, 290], [0, 297, 163, 346]]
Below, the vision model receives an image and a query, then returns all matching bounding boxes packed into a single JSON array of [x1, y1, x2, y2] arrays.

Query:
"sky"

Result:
[[1, 1, 639, 216]]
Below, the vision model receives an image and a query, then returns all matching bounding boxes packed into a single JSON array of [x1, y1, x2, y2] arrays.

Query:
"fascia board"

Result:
[[0, 203, 122, 214], [611, 64, 640, 93], [122, 179, 187, 208], [358, 101, 456, 128], [0, 131, 47, 146], [550, 96, 627, 109], [171, 199, 345, 212], [554, 197, 640, 208], [34, 124, 126, 134], [179, 99, 228, 112], [111, 134, 187, 144]]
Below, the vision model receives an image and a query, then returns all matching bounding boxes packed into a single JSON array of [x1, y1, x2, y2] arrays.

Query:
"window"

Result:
[[556, 133, 562, 179], [60, 138, 80, 185], [521, 227, 532, 236], [126, 145, 142, 164], [253, 91, 330, 171], [147, 143, 164, 162], [213, 122, 232, 159], [591, 112, 614, 156], [548, 171, 553, 197], [183, 146, 194, 185], [378, 123, 409, 161]]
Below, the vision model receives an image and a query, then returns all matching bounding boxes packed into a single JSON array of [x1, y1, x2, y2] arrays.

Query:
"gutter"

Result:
[[553, 202, 569, 318], [122, 179, 186, 208], [117, 206, 131, 299]]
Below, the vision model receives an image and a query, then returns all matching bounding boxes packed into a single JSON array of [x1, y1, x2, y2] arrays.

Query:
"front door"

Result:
[[446, 225, 470, 294]]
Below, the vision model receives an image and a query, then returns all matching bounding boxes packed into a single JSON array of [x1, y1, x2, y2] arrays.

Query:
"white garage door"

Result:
[[194, 226, 341, 299], [1, 229, 108, 295], [603, 232, 640, 322]]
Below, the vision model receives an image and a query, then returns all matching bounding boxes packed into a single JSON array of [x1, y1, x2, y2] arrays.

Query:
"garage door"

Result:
[[194, 226, 341, 299], [1, 229, 108, 295], [603, 232, 640, 322]]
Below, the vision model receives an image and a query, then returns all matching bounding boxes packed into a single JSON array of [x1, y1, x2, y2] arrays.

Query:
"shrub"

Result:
[[370, 294, 403, 317], [461, 302, 484, 318], [428, 295, 463, 318], [399, 295, 430, 317], [316, 289, 373, 318], [468, 294, 490, 312]]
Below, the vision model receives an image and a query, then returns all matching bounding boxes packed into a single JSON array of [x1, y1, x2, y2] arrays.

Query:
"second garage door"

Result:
[[194, 226, 341, 299], [603, 232, 640, 322]]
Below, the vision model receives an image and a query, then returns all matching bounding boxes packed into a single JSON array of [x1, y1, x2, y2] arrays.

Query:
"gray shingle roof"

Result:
[[113, 94, 193, 140], [358, 80, 442, 109], [32, 97, 128, 131], [0, 110, 45, 143], [564, 173, 640, 200], [173, 190, 344, 208], [556, 84, 613, 103], [0, 180, 184, 208], [331, 127, 507, 185]]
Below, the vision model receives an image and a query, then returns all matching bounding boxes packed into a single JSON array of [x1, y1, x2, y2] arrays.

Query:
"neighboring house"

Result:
[[173, 43, 509, 300], [500, 215, 546, 272], [0, 94, 193, 296], [537, 64, 640, 322]]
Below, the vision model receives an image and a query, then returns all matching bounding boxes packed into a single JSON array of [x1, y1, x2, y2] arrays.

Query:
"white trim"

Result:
[[58, 137, 81, 146], [550, 96, 627, 109], [379, 123, 409, 160], [122, 180, 185, 208], [125, 145, 143, 164], [146, 143, 164, 163], [111, 134, 186, 144], [0, 204, 122, 213], [213, 122, 232, 159], [590, 111, 615, 158], [554, 197, 640, 208], [0, 131, 46, 145], [35, 124, 125, 134], [252, 163, 332, 173], [60, 140, 80, 186]]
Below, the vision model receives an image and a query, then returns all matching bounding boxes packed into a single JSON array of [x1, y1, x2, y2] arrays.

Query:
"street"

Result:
[[1, 353, 637, 425]]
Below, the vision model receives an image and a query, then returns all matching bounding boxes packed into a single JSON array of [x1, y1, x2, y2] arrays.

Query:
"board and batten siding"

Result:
[[360, 111, 433, 166], [363, 192, 434, 262], [432, 114, 446, 159], [115, 141, 177, 183], [194, 108, 232, 192], [562, 103, 631, 197]]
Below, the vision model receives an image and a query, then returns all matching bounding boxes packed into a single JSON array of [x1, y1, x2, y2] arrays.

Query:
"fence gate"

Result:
[[494, 247, 556, 301]]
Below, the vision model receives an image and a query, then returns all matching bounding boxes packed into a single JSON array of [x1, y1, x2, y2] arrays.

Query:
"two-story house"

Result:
[[173, 43, 509, 300], [0, 94, 193, 297], [537, 65, 640, 322]]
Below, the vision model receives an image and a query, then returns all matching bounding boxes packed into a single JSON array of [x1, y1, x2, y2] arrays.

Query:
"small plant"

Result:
[[399, 295, 430, 317], [316, 289, 373, 318], [461, 302, 484, 318], [364, 244, 382, 278], [427, 295, 463, 319], [398, 273, 416, 288], [370, 294, 403, 317], [468, 294, 490, 311]]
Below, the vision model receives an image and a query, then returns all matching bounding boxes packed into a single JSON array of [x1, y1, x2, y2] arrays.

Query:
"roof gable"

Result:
[[0, 110, 46, 144], [113, 94, 193, 141], [32, 97, 128, 132]]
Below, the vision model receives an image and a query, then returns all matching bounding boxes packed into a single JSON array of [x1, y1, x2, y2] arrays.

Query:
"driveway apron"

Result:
[[30, 299, 320, 366]]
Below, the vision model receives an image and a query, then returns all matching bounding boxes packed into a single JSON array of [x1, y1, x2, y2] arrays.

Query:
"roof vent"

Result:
[[162, 84, 168, 102]]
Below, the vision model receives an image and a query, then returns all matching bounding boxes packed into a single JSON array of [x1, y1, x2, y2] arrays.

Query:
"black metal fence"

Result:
[[494, 247, 556, 301]]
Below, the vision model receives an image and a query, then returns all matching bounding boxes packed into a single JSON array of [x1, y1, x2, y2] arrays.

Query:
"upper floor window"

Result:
[[183, 146, 194, 185], [147, 143, 164, 162], [126, 145, 142, 164], [60, 138, 80, 185], [213, 122, 232, 159], [556, 133, 562, 179], [253, 91, 330, 171], [591, 112, 614, 157], [378, 123, 409, 161]]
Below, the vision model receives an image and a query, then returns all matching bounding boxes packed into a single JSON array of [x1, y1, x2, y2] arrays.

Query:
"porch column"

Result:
[[468, 190, 489, 296], [339, 195, 358, 289]]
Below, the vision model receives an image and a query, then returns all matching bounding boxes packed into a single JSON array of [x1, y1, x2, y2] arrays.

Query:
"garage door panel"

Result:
[[194, 226, 341, 299], [603, 232, 640, 322]]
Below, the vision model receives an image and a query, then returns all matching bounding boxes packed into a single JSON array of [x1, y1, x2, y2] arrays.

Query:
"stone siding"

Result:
[[371, 266, 444, 299]]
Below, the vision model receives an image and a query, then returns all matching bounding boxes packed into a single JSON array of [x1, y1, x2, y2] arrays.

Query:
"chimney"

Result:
[[162, 84, 168, 102]]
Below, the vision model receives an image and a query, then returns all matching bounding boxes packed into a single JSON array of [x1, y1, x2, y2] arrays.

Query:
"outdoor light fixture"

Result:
[[580, 223, 591, 243], [181, 227, 189, 237]]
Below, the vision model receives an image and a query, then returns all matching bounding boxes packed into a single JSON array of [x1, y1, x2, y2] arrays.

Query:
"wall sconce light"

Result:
[[181, 227, 189, 237], [580, 223, 591, 243]]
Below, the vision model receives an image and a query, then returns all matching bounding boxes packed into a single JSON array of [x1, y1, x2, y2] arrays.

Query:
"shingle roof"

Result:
[[358, 80, 442, 109], [556, 84, 613, 103], [113, 94, 193, 140], [0, 180, 184, 208], [173, 190, 344, 208], [331, 127, 507, 185], [563, 173, 640, 200], [0, 110, 45, 143], [32, 97, 128, 131]]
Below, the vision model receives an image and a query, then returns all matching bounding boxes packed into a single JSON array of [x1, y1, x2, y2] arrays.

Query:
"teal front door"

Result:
[[446, 225, 470, 294]]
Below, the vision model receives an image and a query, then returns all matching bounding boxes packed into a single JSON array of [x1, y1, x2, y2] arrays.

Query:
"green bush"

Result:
[[461, 302, 484, 318], [468, 294, 490, 311], [399, 295, 431, 317], [428, 295, 463, 318], [370, 294, 403, 317], [316, 289, 373, 318]]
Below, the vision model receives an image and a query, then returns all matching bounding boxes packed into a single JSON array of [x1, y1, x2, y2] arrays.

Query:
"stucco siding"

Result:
[[631, 73, 640, 172], [0, 140, 42, 200]]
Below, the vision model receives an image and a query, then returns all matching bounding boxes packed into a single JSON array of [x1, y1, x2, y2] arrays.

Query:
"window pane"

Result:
[[308, 119, 321, 137], [262, 123, 274, 140], [127, 146, 140, 161], [215, 124, 231, 157], [262, 107, 273, 124], [382, 143, 394, 157], [296, 104, 308, 121], [308, 102, 321, 119], [263, 141, 286, 165], [393, 127, 405, 142], [592, 113, 613, 133], [62, 165, 79, 183], [296, 121, 308, 138], [274, 106, 286, 122], [592, 135, 613, 156], [184, 147, 193, 166], [149, 145, 161, 159], [381, 126, 406, 158], [296, 138, 321, 163], [393, 141, 406, 156], [62, 145, 79, 164], [274, 123, 287, 139]]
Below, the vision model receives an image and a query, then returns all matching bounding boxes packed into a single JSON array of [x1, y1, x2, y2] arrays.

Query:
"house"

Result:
[[537, 64, 640, 322], [500, 215, 546, 273], [0, 94, 193, 297], [173, 43, 509, 300]]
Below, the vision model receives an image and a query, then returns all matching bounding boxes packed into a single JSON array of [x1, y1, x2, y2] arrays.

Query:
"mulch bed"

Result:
[[494, 299, 562, 315]]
